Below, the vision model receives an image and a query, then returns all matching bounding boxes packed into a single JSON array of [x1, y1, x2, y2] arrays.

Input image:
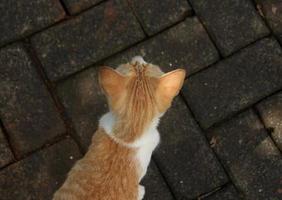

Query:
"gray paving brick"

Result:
[[230, 139, 282, 200], [209, 110, 282, 200], [0, 127, 14, 168], [0, 138, 81, 200], [105, 18, 219, 76], [141, 161, 174, 200], [128, 0, 191, 35], [0, 44, 66, 157], [207, 110, 268, 167], [182, 38, 282, 128], [189, 0, 270, 56], [154, 96, 228, 199], [31, 0, 145, 81], [257, 0, 282, 45], [62, 0, 104, 14], [257, 92, 282, 151], [0, 0, 65, 46], [56, 67, 107, 150], [204, 185, 241, 200]]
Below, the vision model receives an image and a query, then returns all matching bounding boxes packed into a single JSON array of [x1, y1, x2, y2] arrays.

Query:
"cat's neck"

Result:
[[99, 112, 160, 148]]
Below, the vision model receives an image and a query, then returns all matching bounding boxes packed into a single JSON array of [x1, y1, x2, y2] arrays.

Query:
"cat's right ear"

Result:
[[98, 66, 127, 100], [156, 69, 186, 111]]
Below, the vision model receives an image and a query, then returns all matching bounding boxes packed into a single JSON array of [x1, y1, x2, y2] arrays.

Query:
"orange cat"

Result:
[[53, 56, 185, 200]]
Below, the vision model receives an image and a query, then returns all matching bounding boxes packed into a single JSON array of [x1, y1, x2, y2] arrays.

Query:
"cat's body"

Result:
[[53, 57, 185, 200]]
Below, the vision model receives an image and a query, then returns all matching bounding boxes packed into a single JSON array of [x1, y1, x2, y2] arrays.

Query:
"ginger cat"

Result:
[[53, 56, 185, 200]]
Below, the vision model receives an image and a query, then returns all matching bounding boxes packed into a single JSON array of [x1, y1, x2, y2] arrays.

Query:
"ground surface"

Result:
[[0, 0, 282, 199]]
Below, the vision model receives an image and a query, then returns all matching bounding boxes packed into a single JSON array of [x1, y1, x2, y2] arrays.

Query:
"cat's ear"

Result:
[[157, 69, 186, 104], [98, 66, 127, 99]]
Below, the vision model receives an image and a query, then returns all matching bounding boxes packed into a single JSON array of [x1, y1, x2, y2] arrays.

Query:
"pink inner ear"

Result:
[[99, 66, 127, 98], [159, 69, 186, 99]]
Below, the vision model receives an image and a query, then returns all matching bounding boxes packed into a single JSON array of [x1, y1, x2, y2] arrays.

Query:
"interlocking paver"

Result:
[[154, 96, 228, 199], [230, 139, 282, 200], [204, 185, 241, 200], [62, 0, 104, 14], [56, 67, 107, 149], [0, 138, 81, 200], [189, 0, 270, 56], [105, 17, 219, 76], [128, 0, 191, 35], [0, 127, 14, 168], [142, 161, 174, 200], [31, 0, 145, 81], [207, 110, 268, 167], [0, 44, 66, 157], [257, 91, 282, 151], [257, 0, 282, 43], [0, 0, 65, 46], [209, 110, 282, 200], [182, 38, 282, 128]]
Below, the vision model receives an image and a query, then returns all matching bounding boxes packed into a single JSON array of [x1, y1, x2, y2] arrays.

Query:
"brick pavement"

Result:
[[0, 0, 281, 199]]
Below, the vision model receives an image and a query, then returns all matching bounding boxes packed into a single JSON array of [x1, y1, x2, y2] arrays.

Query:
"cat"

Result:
[[53, 56, 186, 200]]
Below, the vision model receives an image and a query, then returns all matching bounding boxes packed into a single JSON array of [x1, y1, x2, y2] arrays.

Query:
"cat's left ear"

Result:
[[157, 69, 186, 104], [98, 66, 127, 100]]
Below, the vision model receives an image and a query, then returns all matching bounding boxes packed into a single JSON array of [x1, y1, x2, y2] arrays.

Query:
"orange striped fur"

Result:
[[53, 56, 185, 200]]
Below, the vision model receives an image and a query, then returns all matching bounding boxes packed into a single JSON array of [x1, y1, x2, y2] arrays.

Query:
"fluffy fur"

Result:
[[53, 57, 185, 200]]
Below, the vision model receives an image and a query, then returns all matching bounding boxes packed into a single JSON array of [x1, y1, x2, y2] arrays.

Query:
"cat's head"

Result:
[[99, 56, 185, 118]]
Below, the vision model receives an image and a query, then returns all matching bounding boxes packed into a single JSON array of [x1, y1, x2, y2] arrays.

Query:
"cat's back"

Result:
[[53, 129, 139, 200]]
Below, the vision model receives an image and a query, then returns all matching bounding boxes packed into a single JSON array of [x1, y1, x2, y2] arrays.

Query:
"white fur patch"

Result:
[[99, 112, 115, 135], [99, 112, 160, 181], [131, 56, 147, 65], [135, 117, 160, 180]]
